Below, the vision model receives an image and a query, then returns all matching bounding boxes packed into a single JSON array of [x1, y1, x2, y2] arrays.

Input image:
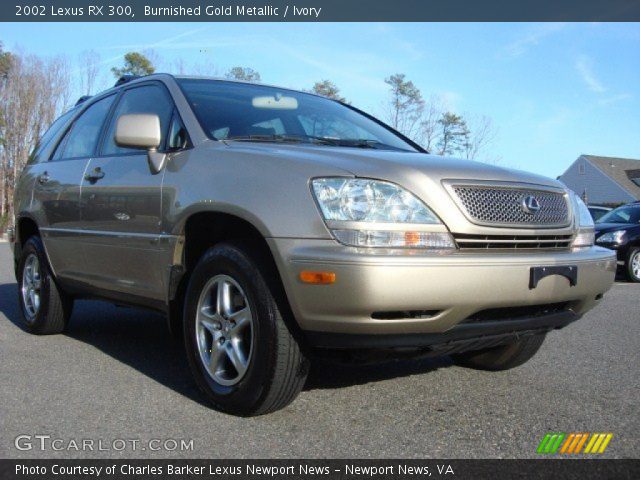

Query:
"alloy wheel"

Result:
[[21, 253, 41, 321], [195, 274, 254, 386], [632, 251, 640, 280]]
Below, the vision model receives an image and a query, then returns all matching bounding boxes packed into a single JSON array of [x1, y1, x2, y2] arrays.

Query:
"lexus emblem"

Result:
[[522, 195, 541, 215]]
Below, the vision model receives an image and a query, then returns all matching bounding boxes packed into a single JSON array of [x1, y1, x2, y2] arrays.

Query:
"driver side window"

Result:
[[102, 84, 174, 156]]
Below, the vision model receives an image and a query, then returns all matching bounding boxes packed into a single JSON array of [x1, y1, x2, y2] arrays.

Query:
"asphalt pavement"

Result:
[[0, 242, 638, 459]]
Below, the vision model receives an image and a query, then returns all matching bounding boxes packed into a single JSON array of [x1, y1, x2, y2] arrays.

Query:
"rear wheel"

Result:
[[625, 248, 640, 282], [452, 334, 546, 371], [183, 242, 309, 416], [17, 236, 73, 334]]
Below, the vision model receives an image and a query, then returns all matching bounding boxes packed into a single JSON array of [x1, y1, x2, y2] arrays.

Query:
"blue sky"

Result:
[[1, 22, 639, 178]]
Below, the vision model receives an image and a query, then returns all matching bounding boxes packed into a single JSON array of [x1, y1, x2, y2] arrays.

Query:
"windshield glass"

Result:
[[597, 205, 640, 224], [177, 79, 418, 152]]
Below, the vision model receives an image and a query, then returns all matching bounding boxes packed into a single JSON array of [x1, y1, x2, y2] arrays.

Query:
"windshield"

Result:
[[177, 79, 418, 152], [597, 205, 640, 224]]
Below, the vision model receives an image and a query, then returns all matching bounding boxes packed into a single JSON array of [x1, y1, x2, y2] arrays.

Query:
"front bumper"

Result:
[[269, 239, 617, 341]]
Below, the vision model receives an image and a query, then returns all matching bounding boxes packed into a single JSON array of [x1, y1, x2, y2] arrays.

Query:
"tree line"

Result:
[[0, 46, 496, 233]]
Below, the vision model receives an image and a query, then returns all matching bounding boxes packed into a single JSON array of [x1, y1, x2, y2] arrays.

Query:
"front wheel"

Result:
[[183, 242, 309, 416], [452, 334, 546, 371], [625, 248, 640, 283], [17, 236, 73, 334]]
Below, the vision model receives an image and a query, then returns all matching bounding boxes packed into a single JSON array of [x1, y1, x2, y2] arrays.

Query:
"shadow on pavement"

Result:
[[0, 282, 21, 330], [1, 281, 466, 399], [304, 355, 453, 391], [0, 281, 208, 407]]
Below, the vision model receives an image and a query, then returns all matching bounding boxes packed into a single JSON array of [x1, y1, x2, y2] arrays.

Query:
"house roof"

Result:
[[583, 155, 640, 200]]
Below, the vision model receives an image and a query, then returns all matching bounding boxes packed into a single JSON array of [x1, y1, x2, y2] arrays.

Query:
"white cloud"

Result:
[[503, 23, 567, 58], [598, 93, 632, 106], [575, 55, 606, 93]]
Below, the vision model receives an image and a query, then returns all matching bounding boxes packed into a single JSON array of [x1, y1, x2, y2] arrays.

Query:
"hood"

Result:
[[218, 141, 570, 235], [595, 222, 636, 234], [221, 141, 562, 188]]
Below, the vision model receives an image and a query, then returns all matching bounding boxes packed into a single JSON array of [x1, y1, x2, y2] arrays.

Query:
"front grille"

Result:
[[454, 233, 573, 250], [463, 302, 571, 324], [451, 185, 569, 227], [371, 310, 440, 320]]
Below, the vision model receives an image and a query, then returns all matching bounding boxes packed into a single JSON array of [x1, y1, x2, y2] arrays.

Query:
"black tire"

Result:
[[452, 334, 546, 371], [625, 248, 640, 283], [183, 242, 309, 416], [17, 236, 73, 334]]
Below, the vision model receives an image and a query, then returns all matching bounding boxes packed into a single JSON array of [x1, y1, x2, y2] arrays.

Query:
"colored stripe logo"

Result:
[[537, 433, 613, 454]]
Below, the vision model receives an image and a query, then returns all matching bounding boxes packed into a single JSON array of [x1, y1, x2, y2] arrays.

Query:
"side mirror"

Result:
[[115, 114, 167, 174]]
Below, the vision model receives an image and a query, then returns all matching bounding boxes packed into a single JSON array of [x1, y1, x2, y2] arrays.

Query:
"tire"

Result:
[[625, 248, 640, 283], [452, 334, 546, 371], [17, 236, 73, 334], [183, 242, 309, 416]]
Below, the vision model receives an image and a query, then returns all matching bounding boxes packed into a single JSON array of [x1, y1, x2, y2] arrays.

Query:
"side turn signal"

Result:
[[299, 271, 336, 284]]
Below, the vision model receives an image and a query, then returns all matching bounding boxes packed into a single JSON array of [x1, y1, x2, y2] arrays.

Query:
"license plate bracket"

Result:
[[529, 265, 578, 289]]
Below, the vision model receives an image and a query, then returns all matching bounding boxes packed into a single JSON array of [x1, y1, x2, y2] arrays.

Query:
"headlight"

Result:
[[597, 230, 626, 244], [569, 192, 594, 248], [311, 178, 455, 249]]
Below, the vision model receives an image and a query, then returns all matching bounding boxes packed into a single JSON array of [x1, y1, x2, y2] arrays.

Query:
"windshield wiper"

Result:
[[334, 139, 410, 151], [225, 134, 338, 146], [225, 134, 409, 151]]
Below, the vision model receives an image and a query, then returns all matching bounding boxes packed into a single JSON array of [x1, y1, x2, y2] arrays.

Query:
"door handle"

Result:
[[37, 172, 50, 184], [85, 167, 105, 182]]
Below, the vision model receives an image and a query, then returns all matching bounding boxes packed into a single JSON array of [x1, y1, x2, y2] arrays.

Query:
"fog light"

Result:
[[333, 229, 456, 249]]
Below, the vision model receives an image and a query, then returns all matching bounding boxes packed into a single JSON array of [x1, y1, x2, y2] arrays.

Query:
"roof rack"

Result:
[[114, 75, 141, 87], [75, 95, 92, 106]]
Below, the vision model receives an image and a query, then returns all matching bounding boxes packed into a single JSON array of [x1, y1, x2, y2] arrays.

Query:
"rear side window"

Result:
[[28, 109, 76, 164], [52, 95, 116, 160], [102, 85, 174, 156]]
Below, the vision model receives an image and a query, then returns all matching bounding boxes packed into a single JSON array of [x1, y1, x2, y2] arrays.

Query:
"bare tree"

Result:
[[171, 58, 187, 75], [0, 51, 70, 222], [384, 73, 424, 142], [189, 61, 219, 77], [462, 114, 498, 161], [418, 95, 443, 152], [436, 112, 469, 156], [79, 50, 100, 95], [0, 43, 13, 228]]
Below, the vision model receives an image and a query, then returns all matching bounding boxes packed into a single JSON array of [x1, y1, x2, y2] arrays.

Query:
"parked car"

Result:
[[595, 203, 640, 282], [588, 205, 612, 222], [11, 75, 617, 415]]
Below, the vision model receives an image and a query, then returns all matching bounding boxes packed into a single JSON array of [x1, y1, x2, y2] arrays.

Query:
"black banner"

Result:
[[1, 459, 639, 480], [3, 0, 640, 22]]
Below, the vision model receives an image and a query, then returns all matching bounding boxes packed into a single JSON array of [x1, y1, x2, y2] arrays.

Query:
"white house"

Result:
[[558, 155, 640, 206]]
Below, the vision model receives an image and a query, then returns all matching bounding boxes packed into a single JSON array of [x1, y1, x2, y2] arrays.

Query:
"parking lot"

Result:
[[0, 242, 638, 459]]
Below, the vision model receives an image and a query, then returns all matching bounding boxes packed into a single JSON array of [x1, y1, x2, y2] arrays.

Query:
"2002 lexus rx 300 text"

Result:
[[10, 74, 616, 415]]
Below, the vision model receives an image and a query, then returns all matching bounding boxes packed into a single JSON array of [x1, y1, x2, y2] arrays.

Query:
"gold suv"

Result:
[[11, 74, 616, 415]]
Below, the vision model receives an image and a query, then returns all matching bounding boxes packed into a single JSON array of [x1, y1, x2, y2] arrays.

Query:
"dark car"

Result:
[[588, 205, 612, 222], [595, 202, 640, 282]]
